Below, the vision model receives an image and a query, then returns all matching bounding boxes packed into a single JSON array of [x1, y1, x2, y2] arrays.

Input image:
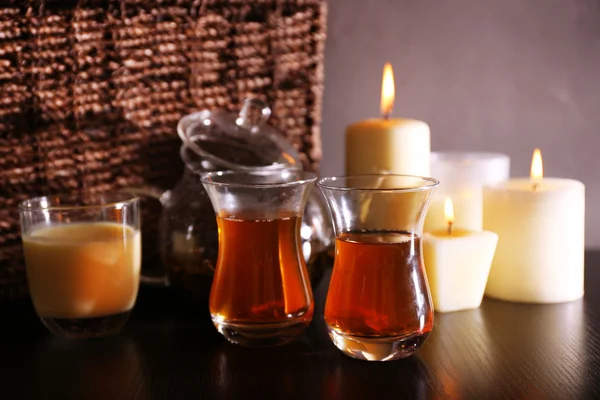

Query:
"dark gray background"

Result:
[[320, 0, 600, 248]]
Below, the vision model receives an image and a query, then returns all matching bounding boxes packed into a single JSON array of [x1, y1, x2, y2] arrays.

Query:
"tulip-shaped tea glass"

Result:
[[318, 175, 438, 361], [201, 169, 316, 346]]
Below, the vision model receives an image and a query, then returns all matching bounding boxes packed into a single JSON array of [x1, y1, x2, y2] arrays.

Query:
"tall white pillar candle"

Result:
[[483, 149, 585, 303], [346, 120, 430, 176], [345, 63, 430, 176]]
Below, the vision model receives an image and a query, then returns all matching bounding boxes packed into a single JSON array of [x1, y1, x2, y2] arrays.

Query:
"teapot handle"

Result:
[[120, 186, 170, 286]]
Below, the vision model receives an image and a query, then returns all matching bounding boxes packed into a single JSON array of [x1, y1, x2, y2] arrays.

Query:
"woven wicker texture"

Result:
[[0, 0, 326, 301]]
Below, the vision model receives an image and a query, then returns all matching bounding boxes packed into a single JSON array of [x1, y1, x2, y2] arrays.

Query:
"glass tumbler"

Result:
[[201, 169, 316, 346], [317, 175, 438, 361], [19, 194, 141, 338]]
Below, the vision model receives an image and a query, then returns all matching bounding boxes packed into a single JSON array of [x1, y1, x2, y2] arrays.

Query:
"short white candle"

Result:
[[425, 152, 510, 232], [423, 198, 498, 313], [483, 149, 585, 304]]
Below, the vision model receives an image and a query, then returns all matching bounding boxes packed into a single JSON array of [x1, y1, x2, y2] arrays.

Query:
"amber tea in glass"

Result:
[[327, 233, 432, 337], [202, 169, 316, 346], [318, 175, 438, 361], [211, 215, 312, 323]]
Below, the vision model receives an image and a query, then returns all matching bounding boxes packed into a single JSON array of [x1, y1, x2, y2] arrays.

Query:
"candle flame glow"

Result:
[[531, 148, 543, 180], [381, 63, 395, 118], [444, 197, 455, 230]]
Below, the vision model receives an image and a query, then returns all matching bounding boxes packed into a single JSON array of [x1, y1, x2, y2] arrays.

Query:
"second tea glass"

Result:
[[201, 169, 316, 346], [318, 175, 438, 361]]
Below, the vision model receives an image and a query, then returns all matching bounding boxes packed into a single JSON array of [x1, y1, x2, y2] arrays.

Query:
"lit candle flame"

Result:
[[531, 148, 543, 179], [531, 148, 543, 190], [444, 197, 455, 235], [381, 62, 395, 119]]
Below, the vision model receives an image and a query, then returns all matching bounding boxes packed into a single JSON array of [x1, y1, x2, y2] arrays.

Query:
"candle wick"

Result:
[[383, 112, 391, 120], [532, 182, 540, 191], [447, 221, 453, 236]]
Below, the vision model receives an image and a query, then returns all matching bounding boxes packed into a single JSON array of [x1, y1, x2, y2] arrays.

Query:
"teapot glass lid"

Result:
[[177, 99, 301, 171]]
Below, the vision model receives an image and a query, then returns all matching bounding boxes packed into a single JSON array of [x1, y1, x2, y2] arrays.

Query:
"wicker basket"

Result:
[[0, 0, 326, 302]]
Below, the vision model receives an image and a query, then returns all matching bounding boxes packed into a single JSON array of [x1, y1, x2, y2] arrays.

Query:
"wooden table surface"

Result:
[[2, 251, 600, 400]]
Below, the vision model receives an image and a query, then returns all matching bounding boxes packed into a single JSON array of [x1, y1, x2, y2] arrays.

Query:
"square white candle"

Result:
[[423, 229, 498, 313]]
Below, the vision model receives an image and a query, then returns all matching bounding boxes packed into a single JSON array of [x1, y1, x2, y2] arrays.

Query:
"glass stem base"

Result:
[[327, 325, 430, 361], [212, 317, 310, 347]]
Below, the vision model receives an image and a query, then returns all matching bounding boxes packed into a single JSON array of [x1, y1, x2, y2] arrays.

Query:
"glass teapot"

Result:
[[130, 99, 333, 302]]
